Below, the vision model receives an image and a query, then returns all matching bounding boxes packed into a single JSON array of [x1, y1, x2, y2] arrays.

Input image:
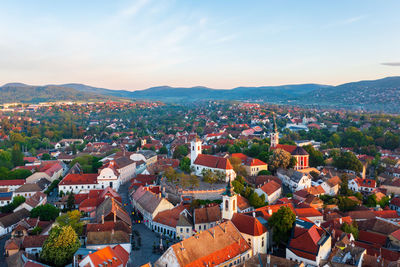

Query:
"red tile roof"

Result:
[[87, 245, 127, 267], [373, 210, 400, 219], [0, 179, 25, 186], [260, 180, 281, 196], [59, 173, 98, 185], [194, 154, 233, 170], [358, 230, 387, 246], [231, 213, 267, 236], [295, 208, 322, 218], [272, 144, 297, 154], [153, 205, 185, 228]]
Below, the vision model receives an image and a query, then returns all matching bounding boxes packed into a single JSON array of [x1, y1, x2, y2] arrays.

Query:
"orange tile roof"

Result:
[[170, 221, 251, 267], [59, 173, 98, 185], [194, 154, 233, 170], [231, 213, 267, 236], [272, 144, 297, 154], [237, 195, 250, 210], [295, 208, 322, 218], [153, 205, 185, 228], [260, 180, 281, 195], [87, 246, 124, 267]]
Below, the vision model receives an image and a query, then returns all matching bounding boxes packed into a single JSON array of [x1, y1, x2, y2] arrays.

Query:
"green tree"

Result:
[[56, 210, 83, 236], [268, 206, 296, 244], [32, 226, 42, 235], [269, 148, 291, 171], [0, 196, 25, 213], [41, 153, 51, 160], [303, 145, 324, 167], [338, 196, 358, 212], [31, 204, 60, 221], [341, 222, 359, 239], [333, 152, 363, 172], [179, 157, 191, 173], [258, 170, 272, 176], [249, 193, 267, 208], [11, 144, 24, 167], [40, 225, 80, 267], [66, 193, 75, 211], [173, 145, 189, 159], [159, 146, 168, 154]]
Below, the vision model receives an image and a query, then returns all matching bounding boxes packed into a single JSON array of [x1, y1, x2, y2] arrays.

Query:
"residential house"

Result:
[[277, 168, 312, 192], [0, 208, 30, 236], [255, 180, 282, 204], [130, 186, 174, 229], [79, 245, 129, 267], [0, 192, 13, 207], [154, 221, 252, 267], [193, 205, 222, 233], [286, 219, 331, 266], [58, 173, 98, 194], [231, 153, 268, 176], [349, 178, 376, 193], [85, 221, 132, 252], [21, 235, 48, 257], [14, 192, 46, 212], [320, 176, 341, 196], [231, 213, 269, 255], [0, 179, 25, 192], [13, 184, 43, 198]]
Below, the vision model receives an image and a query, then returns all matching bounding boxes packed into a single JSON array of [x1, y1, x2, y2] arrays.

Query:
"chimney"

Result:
[[339, 218, 342, 224], [268, 208, 272, 215], [114, 210, 117, 223], [252, 212, 256, 218], [101, 214, 104, 224], [158, 193, 162, 198]]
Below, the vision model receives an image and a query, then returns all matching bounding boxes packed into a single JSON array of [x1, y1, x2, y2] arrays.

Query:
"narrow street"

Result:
[[118, 181, 162, 267]]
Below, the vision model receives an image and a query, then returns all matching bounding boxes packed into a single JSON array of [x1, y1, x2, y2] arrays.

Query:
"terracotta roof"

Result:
[[373, 210, 400, 219], [231, 213, 267, 236], [153, 205, 186, 228], [86, 221, 131, 234], [260, 180, 281, 196], [390, 197, 400, 207], [237, 195, 251, 210], [307, 185, 325, 195], [59, 173, 98, 185], [253, 203, 296, 220], [167, 221, 251, 267], [194, 154, 233, 170], [95, 197, 132, 226], [87, 245, 128, 267], [358, 230, 387, 246], [14, 183, 42, 193], [0, 180, 25, 186], [295, 208, 322, 218], [288, 219, 329, 261], [87, 230, 130, 246], [326, 176, 341, 187], [22, 235, 48, 248], [390, 229, 400, 240], [194, 205, 221, 224]]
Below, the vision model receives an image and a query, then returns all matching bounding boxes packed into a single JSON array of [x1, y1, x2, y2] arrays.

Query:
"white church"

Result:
[[190, 138, 236, 182]]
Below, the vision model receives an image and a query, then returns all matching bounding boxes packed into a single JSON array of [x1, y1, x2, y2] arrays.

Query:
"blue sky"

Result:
[[1, 0, 399, 90]]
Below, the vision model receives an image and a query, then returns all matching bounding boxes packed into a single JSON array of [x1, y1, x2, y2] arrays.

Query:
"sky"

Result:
[[1, 0, 400, 90]]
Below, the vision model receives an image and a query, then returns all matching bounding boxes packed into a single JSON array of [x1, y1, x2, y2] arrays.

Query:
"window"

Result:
[[180, 228, 183, 233], [186, 228, 189, 233], [225, 200, 229, 211]]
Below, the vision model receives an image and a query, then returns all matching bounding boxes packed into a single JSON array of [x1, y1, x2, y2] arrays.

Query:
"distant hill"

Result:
[[0, 83, 111, 103], [2, 76, 400, 112], [301, 76, 400, 112]]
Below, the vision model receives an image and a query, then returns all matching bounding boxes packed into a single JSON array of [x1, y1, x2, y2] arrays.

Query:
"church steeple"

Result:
[[271, 112, 279, 148], [222, 178, 237, 220]]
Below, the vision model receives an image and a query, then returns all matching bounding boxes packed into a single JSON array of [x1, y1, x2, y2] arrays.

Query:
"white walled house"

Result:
[[231, 213, 269, 255], [190, 139, 236, 182], [97, 162, 120, 191], [277, 168, 311, 192], [58, 173, 99, 194], [320, 176, 341, 196], [0, 179, 25, 192], [255, 180, 282, 204], [349, 178, 376, 193]]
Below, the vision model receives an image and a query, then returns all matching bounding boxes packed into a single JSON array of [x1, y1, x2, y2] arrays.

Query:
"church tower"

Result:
[[222, 179, 237, 220], [190, 137, 202, 165], [270, 112, 279, 148]]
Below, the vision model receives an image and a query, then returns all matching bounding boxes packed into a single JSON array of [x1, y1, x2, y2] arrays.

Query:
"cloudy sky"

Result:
[[1, 0, 400, 90]]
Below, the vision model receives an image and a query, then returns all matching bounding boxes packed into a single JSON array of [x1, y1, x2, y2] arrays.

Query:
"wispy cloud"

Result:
[[120, 0, 151, 17], [342, 15, 365, 25], [381, 62, 400, 66]]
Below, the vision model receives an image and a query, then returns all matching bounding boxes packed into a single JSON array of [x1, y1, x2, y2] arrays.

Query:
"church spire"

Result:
[[223, 178, 234, 197], [273, 112, 278, 133]]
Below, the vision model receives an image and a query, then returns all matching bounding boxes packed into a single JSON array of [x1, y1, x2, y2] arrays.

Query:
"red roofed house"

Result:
[[190, 138, 236, 182], [231, 213, 269, 255], [231, 153, 268, 176], [389, 197, 400, 213], [254, 180, 282, 204], [286, 219, 331, 266], [349, 178, 376, 193], [155, 221, 252, 267], [0, 179, 25, 192], [79, 244, 129, 267], [58, 173, 98, 194]]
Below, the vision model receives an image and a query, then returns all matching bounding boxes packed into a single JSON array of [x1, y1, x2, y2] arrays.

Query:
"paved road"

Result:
[[0, 233, 10, 266], [118, 181, 163, 267]]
